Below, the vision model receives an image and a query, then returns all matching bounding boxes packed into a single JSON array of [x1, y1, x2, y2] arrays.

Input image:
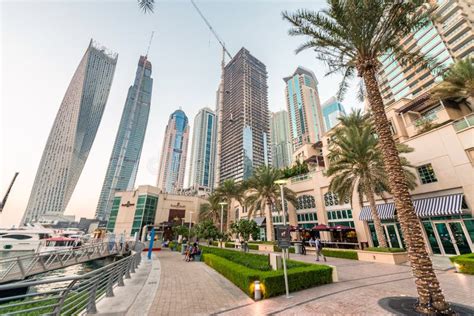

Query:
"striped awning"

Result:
[[359, 203, 396, 221], [359, 194, 464, 221]]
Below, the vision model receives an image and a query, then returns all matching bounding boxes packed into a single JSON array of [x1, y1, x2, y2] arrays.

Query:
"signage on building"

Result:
[[170, 202, 185, 209], [121, 201, 135, 207]]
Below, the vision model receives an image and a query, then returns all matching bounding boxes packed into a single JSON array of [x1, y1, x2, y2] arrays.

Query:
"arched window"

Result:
[[296, 195, 316, 210], [324, 192, 349, 207]]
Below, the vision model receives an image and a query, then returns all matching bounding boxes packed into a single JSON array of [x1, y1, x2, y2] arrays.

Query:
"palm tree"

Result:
[[199, 192, 222, 225], [245, 166, 297, 241], [138, 0, 154, 13], [327, 110, 417, 248], [215, 179, 245, 230], [283, 1, 452, 313], [431, 57, 474, 109]]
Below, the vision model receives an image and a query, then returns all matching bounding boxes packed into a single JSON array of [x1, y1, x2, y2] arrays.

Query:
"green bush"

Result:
[[322, 249, 358, 260], [202, 253, 332, 299], [274, 246, 295, 253], [450, 253, 474, 275], [224, 242, 235, 248], [248, 244, 259, 250], [211, 241, 219, 247], [365, 247, 405, 253], [201, 246, 271, 270]]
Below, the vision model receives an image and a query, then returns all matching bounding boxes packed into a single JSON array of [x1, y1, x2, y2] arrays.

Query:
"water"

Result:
[[0, 250, 114, 293]]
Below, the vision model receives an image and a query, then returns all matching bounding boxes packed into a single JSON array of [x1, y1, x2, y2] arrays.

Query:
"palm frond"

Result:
[[138, 0, 154, 13]]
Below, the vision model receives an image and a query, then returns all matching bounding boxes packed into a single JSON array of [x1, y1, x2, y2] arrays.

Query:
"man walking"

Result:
[[315, 237, 326, 262]]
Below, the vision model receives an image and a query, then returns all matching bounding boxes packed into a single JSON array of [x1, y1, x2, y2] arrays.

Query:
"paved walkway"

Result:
[[149, 250, 253, 315]]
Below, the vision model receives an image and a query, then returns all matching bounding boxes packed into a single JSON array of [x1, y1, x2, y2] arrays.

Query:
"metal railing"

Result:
[[0, 244, 144, 315], [453, 113, 474, 132], [0, 240, 138, 283]]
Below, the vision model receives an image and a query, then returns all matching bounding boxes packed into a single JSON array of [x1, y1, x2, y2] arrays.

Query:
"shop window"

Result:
[[417, 163, 438, 184]]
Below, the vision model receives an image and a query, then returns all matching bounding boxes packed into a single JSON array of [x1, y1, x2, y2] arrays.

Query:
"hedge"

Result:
[[322, 249, 358, 260], [450, 253, 474, 275], [365, 247, 405, 253], [202, 253, 332, 299], [274, 246, 295, 254]]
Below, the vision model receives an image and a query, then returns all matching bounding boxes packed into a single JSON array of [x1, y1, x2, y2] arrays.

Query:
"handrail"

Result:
[[0, 243, 145, 315]]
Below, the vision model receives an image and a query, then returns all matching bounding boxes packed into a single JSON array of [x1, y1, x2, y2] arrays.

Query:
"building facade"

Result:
[[157, 109, 190, 193], [321, 96, 346, 132], [219, 47, 271, 182], [107, 185, 207, 239], [378, 0, 474, 107], [270, 110, 293, 169], [23, 40, 117, 224], [95, 56, 153, 221], [188, 107, 217, 189]]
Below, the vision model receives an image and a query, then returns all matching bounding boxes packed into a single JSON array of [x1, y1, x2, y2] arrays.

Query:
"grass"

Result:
[[449, 253, 474, 275], [322, 249, 358, 260], [365, 247, 405, 253]]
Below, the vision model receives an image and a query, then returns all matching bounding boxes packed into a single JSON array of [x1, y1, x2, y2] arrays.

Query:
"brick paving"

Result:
[[149, 249, 473, 315]]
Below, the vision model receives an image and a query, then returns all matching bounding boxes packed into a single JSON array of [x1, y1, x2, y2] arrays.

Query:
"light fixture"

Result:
[[254, 280, 262, 300], [274, 179, 288, 185]]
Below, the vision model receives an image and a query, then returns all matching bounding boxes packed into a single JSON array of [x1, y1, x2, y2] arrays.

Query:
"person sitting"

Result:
[[189, 243, 200, 261], [184, 244, 193, 262]]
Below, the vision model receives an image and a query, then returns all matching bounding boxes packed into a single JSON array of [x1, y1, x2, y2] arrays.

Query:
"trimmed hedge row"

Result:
[[202, 253, 332, 298], [322, 249, 358, 260], [450, 253, 474, 275], [365, 247, 405, 253]]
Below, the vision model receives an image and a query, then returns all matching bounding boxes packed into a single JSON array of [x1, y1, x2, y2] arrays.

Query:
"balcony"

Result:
[[453, 114, 474, 132]]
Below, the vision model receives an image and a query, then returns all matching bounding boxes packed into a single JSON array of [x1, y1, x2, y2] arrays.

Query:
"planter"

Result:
[[258, 244, 275, 252], [218, 241, 226, 248], [357, 250, 408, 265]]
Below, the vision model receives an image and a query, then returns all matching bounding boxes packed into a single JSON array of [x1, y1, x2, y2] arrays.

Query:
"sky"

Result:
[[0, 0, 362, 227]]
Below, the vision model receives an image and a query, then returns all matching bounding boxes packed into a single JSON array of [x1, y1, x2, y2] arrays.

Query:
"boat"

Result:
[[0, 227, 53, 252], [38, 236, 82, 253]]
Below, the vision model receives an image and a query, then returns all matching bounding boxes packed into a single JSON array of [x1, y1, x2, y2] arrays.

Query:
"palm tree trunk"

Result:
[[365, 183, 388, 248], [362, 67, 451, 314], [265, 200, 275, 241]]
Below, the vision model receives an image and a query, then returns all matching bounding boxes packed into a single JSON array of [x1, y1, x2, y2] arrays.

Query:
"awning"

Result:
[[359, 203, 396, 221], [252, 217, 266, 226], [359, 194, 464, 221]]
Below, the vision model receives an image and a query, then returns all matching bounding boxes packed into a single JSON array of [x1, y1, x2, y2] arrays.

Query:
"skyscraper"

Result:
[[23, 40, 117, 224], [270, 111, 292, 169], [220, 47, 270, 182], [322, 96, 346, 131], [95, 56, 153, 221], [157, 109, 190, 193], [284, 67, 325, 150], [188, 107, 216, 189], [378, 0, 473, 107]]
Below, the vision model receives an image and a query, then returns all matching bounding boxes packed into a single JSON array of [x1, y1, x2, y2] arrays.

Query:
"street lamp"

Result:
[[274, 178, 290, 299], [188, 211, 194, 240], [218, 202, 228, 233]]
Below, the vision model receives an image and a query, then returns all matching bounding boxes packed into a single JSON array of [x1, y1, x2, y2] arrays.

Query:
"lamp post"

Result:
[[188, 211, 194, 240], [218, 202, 228, 233], [274, 178, 290, 299]]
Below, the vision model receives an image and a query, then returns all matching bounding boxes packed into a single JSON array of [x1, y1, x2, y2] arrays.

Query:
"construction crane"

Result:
[[0, 172, 19, 213], [190, 0, 232, 60]]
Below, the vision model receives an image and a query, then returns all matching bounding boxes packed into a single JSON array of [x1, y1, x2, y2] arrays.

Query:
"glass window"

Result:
[[464, 220, 474, 244], [417, 164, 438, 184]]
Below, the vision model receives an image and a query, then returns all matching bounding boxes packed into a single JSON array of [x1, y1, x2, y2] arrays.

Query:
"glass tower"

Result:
[[270, 110, 293, 169], [23, 39, 117, 224], [188, 107, 216, 189], [95, 56, 153, 221], [220, 48, 270, 182], [157, 109, 189, 193], [321, 96, 346, 131], [284, 66, 325, 150]]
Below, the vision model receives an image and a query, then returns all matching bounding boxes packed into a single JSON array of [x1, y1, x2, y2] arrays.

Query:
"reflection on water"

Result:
[[1, 251, 114, 293]]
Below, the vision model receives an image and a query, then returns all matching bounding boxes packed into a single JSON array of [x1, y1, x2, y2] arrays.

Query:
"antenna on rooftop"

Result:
[[146, 31, 155, 57]]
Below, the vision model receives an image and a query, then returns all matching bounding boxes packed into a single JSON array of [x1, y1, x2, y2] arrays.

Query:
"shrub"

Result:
[[211, 241, 219, 247], [247, 244, 259, 250], [322, 249, 358, 260], [450, 253, 474, 275], [201, 246, 272, 270], [274, 246, 295, 254], [202, 253, 332, 299], [365, 247, 405, 253], [224, 242, 235, 248]]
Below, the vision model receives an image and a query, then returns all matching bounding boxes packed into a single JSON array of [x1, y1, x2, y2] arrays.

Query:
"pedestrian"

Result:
[[309, 237, 315, 248], [301, 237, 306, 255], [315, 237, 326, 262]]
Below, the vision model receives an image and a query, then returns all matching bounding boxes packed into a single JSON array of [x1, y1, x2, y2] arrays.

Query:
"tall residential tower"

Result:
[[284, 67, 325, 150], [219, 48, 270, 182], [188, 107, 217, 189], [157, 109, 190, 193], [270, 111, 293, 169], [95, 56, 153, 221], [322, 96, 346, 131], [23, 40, 117, 224]]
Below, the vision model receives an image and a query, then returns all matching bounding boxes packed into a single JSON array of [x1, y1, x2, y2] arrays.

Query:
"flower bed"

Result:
[[450, 253, 474, 275], [201, 247, 332, 299]]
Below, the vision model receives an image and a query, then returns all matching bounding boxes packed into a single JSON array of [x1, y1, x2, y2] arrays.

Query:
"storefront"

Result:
[[360, 193, 474, 256]]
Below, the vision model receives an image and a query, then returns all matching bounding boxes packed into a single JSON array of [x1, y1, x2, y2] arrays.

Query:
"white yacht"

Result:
[[0, 227, 53, 252]]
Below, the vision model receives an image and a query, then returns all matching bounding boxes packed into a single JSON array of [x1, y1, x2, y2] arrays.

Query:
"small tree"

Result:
[[172, 225, 189, 241], [230, 219, 259, 242], [195, 220, 220, 242]]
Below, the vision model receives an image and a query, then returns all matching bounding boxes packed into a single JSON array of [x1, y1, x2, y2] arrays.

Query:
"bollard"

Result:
[[254, 280, 262, 301]]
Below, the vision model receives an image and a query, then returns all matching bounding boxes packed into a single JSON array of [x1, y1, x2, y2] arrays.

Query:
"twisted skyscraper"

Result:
[[23, 40, 117, 224], [95, 56, 153, 221]]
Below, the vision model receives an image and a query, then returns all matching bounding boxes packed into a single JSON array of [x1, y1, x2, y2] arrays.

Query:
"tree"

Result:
[[138, 0, 154, 13], [172, 225, 189, 240], [245, 166, 297, 241], [199, 192, 222, 225], [431, 57, 474, 109], [282, 160, 309, 178], [326, 110, 417, 248], [195, 220, 220, 242], [215, 179, 245, 230], [283, 1, 451, 313], [230, 219, 259, 242]]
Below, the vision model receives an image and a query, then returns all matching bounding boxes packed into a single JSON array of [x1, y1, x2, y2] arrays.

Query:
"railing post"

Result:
[[117, 262, 125, 287], [124, 259, 131, 279], [130, 256, 136, 274], [86, 281, 99, 314], [53, 280, 78, 316], [106, 271, 115, 297], [134, 253, 139, 269]]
